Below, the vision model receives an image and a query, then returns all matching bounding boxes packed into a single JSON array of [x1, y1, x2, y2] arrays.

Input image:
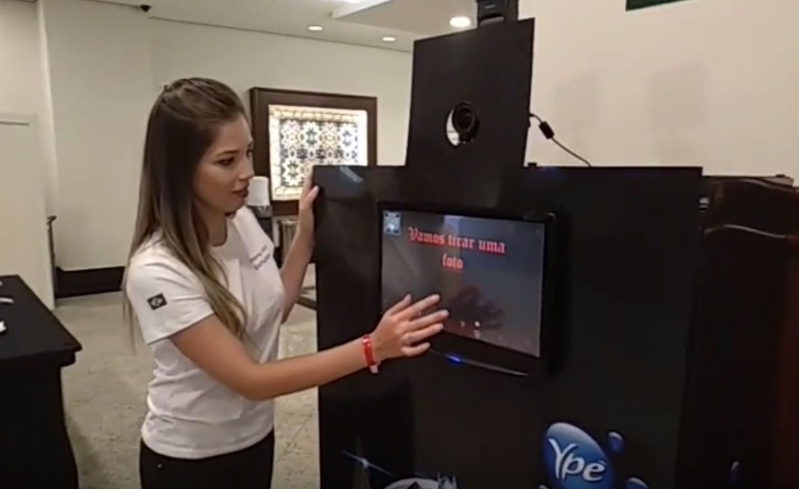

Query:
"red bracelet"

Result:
[[362, 335, 379, 374]]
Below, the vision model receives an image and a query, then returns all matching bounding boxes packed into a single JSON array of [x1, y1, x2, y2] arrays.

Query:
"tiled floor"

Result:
[[56, 273, 320, 488]]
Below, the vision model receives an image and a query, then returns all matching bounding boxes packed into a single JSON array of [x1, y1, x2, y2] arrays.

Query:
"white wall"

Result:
[[36, 0, 60, 218], [521, 0, 799, 178], [0, 115, 54, 309], [151, 19, 413, 168], [0, 1, 42, 117], [40, 0, 154, 270], [32, 0, 412, 271], [0, 0, 57, 214]]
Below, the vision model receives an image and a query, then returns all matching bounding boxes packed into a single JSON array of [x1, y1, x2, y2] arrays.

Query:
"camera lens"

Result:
[[453, 106, 474, 131], [451, 102, 480, 144]]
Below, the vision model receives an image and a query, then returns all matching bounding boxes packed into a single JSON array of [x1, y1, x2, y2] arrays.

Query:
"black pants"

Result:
[[139, 432, 275, 489]]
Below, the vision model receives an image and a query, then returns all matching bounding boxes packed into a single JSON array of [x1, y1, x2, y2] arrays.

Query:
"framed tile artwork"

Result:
[[268, 105, 368, 201], [250, 88, 377, 216]]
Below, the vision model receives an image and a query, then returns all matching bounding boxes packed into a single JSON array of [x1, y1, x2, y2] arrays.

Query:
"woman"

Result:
[[123, 77, 448, 489]]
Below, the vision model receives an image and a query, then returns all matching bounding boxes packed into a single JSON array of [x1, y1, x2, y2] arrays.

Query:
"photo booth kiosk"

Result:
[[312, 11, 799, 489]]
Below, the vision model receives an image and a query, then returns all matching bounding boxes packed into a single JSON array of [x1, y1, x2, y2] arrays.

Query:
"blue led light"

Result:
[[446, 354, 463, 364]]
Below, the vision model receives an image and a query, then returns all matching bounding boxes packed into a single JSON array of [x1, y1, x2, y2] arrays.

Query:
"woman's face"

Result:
[[193, 114, 255, 215]]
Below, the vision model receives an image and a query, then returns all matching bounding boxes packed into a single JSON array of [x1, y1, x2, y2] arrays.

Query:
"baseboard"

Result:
[[297, 285, 317, 310], [297, 296, 317, 311], [55, 266, 124, 299]]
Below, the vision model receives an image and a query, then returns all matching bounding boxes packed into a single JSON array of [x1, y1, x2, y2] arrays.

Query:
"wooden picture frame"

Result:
[[249, 87, 378, 217]]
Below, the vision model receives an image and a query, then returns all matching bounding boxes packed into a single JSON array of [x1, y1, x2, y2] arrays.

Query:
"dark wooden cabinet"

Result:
[[0, 275, 82, 489], [773, 195, 799, 484]]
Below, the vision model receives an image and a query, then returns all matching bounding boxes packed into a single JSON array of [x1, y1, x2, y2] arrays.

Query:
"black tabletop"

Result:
[[0, 275, 81, 366]]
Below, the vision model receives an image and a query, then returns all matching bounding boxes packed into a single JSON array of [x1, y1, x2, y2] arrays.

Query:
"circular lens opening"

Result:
[[445, 102, 480, 146]]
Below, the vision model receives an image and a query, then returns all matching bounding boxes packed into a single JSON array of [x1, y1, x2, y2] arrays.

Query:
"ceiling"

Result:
[[94, 0, 478, 52]]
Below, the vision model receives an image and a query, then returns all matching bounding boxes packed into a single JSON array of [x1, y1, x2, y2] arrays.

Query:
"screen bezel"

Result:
[[376, 200, 559, 378]]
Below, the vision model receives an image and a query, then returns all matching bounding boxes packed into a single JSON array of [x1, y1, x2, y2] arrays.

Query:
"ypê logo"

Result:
[[543, 423, 615, 489]]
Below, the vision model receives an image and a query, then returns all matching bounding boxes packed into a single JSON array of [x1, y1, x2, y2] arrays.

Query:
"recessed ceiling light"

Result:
[[449, 16, 471, 28], [308, 25, 324, 32], [382, 36, 397, 43]]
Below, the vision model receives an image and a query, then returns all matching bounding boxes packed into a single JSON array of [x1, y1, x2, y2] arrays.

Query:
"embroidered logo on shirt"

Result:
[[251, 244, 272, 270], [147, 293, 167, 310]]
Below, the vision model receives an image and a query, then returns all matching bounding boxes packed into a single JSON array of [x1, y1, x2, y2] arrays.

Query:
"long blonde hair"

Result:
[[124, 78, 247, 340]]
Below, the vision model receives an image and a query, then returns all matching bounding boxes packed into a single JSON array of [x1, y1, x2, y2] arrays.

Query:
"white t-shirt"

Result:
[[125, 207, 285, 459]]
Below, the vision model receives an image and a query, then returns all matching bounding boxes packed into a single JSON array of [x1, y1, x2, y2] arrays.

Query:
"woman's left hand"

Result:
[[297, 169, 320, 243]]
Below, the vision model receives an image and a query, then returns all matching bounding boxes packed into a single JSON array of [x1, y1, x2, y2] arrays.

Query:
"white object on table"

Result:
[[246, 176, 271, 207], [0, 321, 6, 334]]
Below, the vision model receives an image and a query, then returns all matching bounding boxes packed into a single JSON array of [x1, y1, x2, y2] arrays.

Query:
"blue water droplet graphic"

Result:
[[543, 423, 615, 489], [625, 477, 648, 489], [607, 431, 625, 454], [730, 461, 740, 487]]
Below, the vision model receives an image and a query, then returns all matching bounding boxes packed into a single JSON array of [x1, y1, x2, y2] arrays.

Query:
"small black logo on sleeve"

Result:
[[147, 293, 167, 311]]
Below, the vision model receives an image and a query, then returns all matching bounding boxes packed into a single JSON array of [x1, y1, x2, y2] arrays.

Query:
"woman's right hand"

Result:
[[370, 294, 448, 363]]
